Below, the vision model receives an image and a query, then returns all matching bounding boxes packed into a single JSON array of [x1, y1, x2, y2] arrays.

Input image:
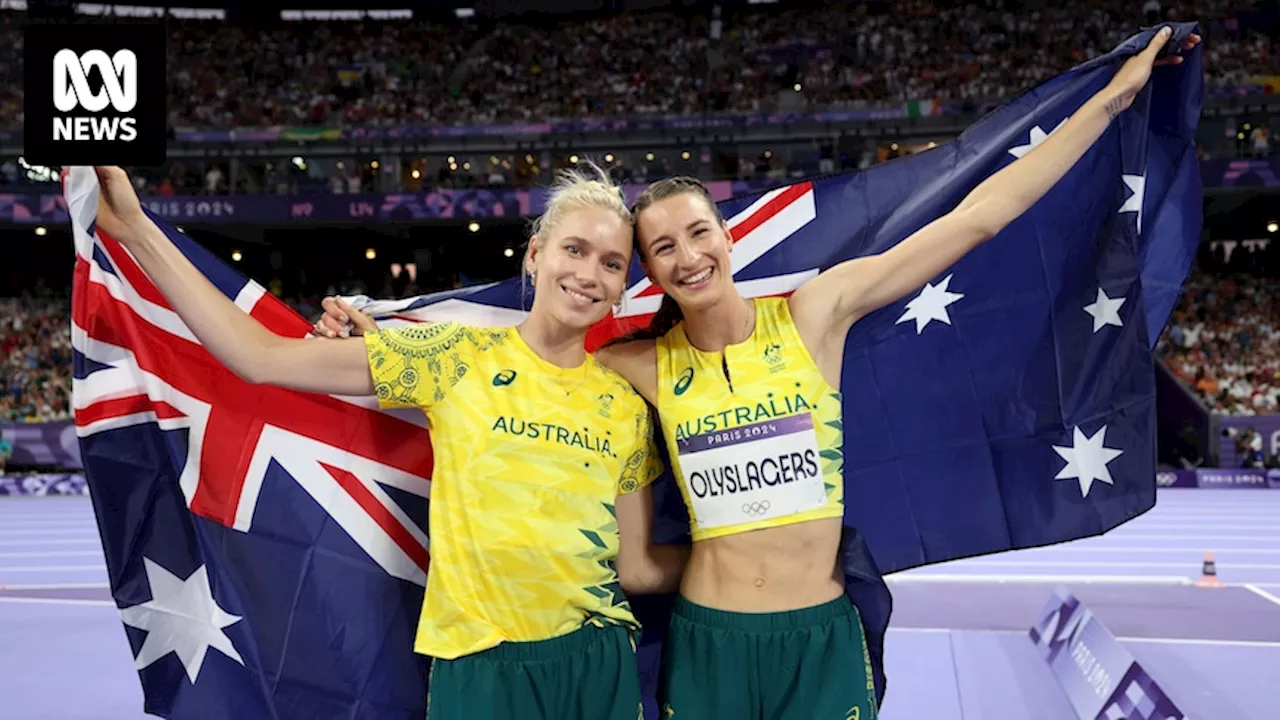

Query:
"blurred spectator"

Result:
[[0, 296, 74, 424], [1251, 124, 1272, 157], [1158, 274, 1280, 416], [1237, 426, 1265, 468], [0, 434, 11, 473]]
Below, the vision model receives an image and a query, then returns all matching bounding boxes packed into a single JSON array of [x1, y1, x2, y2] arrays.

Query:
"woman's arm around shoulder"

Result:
[[595, 339, 659, 406], [613, 402, 687, 595]]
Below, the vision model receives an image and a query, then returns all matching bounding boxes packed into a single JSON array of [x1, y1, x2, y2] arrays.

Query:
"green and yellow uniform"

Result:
[[653, 297, 877, 719], [365, 322, 662, 720]]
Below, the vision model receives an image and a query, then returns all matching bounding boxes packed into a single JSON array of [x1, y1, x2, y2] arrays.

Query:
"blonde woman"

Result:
[[88, 162, 686, 720]]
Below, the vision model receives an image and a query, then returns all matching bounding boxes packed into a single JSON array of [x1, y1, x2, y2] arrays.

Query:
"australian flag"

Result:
[[67, 24, 1202, 720]]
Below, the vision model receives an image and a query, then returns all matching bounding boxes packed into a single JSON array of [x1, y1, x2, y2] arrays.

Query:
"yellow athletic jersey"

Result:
[[364, 322, 663, 660], [654, 297, 845, 542]]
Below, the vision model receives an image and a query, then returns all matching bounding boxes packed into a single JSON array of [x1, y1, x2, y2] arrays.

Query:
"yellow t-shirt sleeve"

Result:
[[618, 400, 665, 495], [363, 322, 467, 410]]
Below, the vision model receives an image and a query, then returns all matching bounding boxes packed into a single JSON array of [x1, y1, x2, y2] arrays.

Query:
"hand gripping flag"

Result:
[[67, 24, 1202, 720]]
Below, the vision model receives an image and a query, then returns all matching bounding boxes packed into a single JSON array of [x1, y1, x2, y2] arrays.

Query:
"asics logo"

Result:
[[674, 367, 694, 396], [741, 500, 771, 517]]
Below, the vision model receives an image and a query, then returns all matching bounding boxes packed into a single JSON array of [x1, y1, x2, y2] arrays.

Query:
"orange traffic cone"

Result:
[[1195, 551, 1224, 588]]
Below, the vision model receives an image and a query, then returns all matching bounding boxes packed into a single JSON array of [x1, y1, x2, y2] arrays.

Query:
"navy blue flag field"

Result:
[[66, 24, 1202, 720]]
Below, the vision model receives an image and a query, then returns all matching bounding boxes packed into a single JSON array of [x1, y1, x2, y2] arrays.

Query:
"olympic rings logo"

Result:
[[741, 501, 772, 517]]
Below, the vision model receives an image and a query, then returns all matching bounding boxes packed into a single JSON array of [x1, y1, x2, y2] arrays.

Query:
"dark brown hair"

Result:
[[603, 176, 726, 347]]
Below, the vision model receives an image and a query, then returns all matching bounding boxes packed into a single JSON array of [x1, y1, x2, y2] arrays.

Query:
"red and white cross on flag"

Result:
[[65, 167, 436, 585]]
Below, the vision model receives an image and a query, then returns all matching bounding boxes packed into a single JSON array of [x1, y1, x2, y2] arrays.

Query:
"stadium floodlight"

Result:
[[1268, 222, 1278, 234], [168, 8, 226, 20], [455, 8, 475, 19], [280, 9, 413, 21], [107, 4, 165, 17]]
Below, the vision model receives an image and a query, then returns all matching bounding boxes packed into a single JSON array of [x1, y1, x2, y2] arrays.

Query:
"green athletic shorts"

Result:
[[426, 623, 643, 720], [659, 595, 878, 720]]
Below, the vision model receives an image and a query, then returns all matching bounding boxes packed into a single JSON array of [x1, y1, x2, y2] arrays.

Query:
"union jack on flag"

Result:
[[68, 166, 434, 719], [67, 23, 1203, 720]]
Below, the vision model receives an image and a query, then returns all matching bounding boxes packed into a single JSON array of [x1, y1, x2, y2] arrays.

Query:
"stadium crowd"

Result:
[[1159, 274, 1280, 416], [0, 0, 1276, 131], [0, 295, 74, 424]]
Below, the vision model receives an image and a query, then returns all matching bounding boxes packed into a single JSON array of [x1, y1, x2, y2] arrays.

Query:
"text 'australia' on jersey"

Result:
[[655, 298, 845, 542], [366, 322, 662, 659]]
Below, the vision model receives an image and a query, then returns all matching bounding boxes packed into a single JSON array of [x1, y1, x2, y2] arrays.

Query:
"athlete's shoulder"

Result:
[[368, 321, 468, 355], [589, 357, 645, 400], [370, 322, 516, 357], [760, 294, 795, 323], [594, 339, 658, 400], [595, 338, 657, 370]]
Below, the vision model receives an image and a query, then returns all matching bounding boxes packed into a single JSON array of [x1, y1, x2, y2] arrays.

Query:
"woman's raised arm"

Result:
[[92, 167, 374, 396]]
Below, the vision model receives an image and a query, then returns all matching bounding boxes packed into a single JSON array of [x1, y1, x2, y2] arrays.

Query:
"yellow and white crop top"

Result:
[[654, 297, 845, 542]]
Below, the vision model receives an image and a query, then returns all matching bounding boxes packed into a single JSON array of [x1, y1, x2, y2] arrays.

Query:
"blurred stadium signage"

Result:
[[0, 158, 1274, 226], [1030, 588, 1186, 720]]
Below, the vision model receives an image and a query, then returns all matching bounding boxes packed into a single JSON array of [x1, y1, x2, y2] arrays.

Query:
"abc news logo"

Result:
[[24, 25, 165, 166], [53, 49, 140, 143]]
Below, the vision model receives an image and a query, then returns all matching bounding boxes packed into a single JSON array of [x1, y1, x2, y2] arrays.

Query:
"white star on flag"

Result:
[[896, 274, 964, 334], [1053, 425, 1124, 498], [1083, 288, 1125, 332], [1008, 119, 1068, 159], [118, 558, 244, 683], [1119, 174, 1145, 233]]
